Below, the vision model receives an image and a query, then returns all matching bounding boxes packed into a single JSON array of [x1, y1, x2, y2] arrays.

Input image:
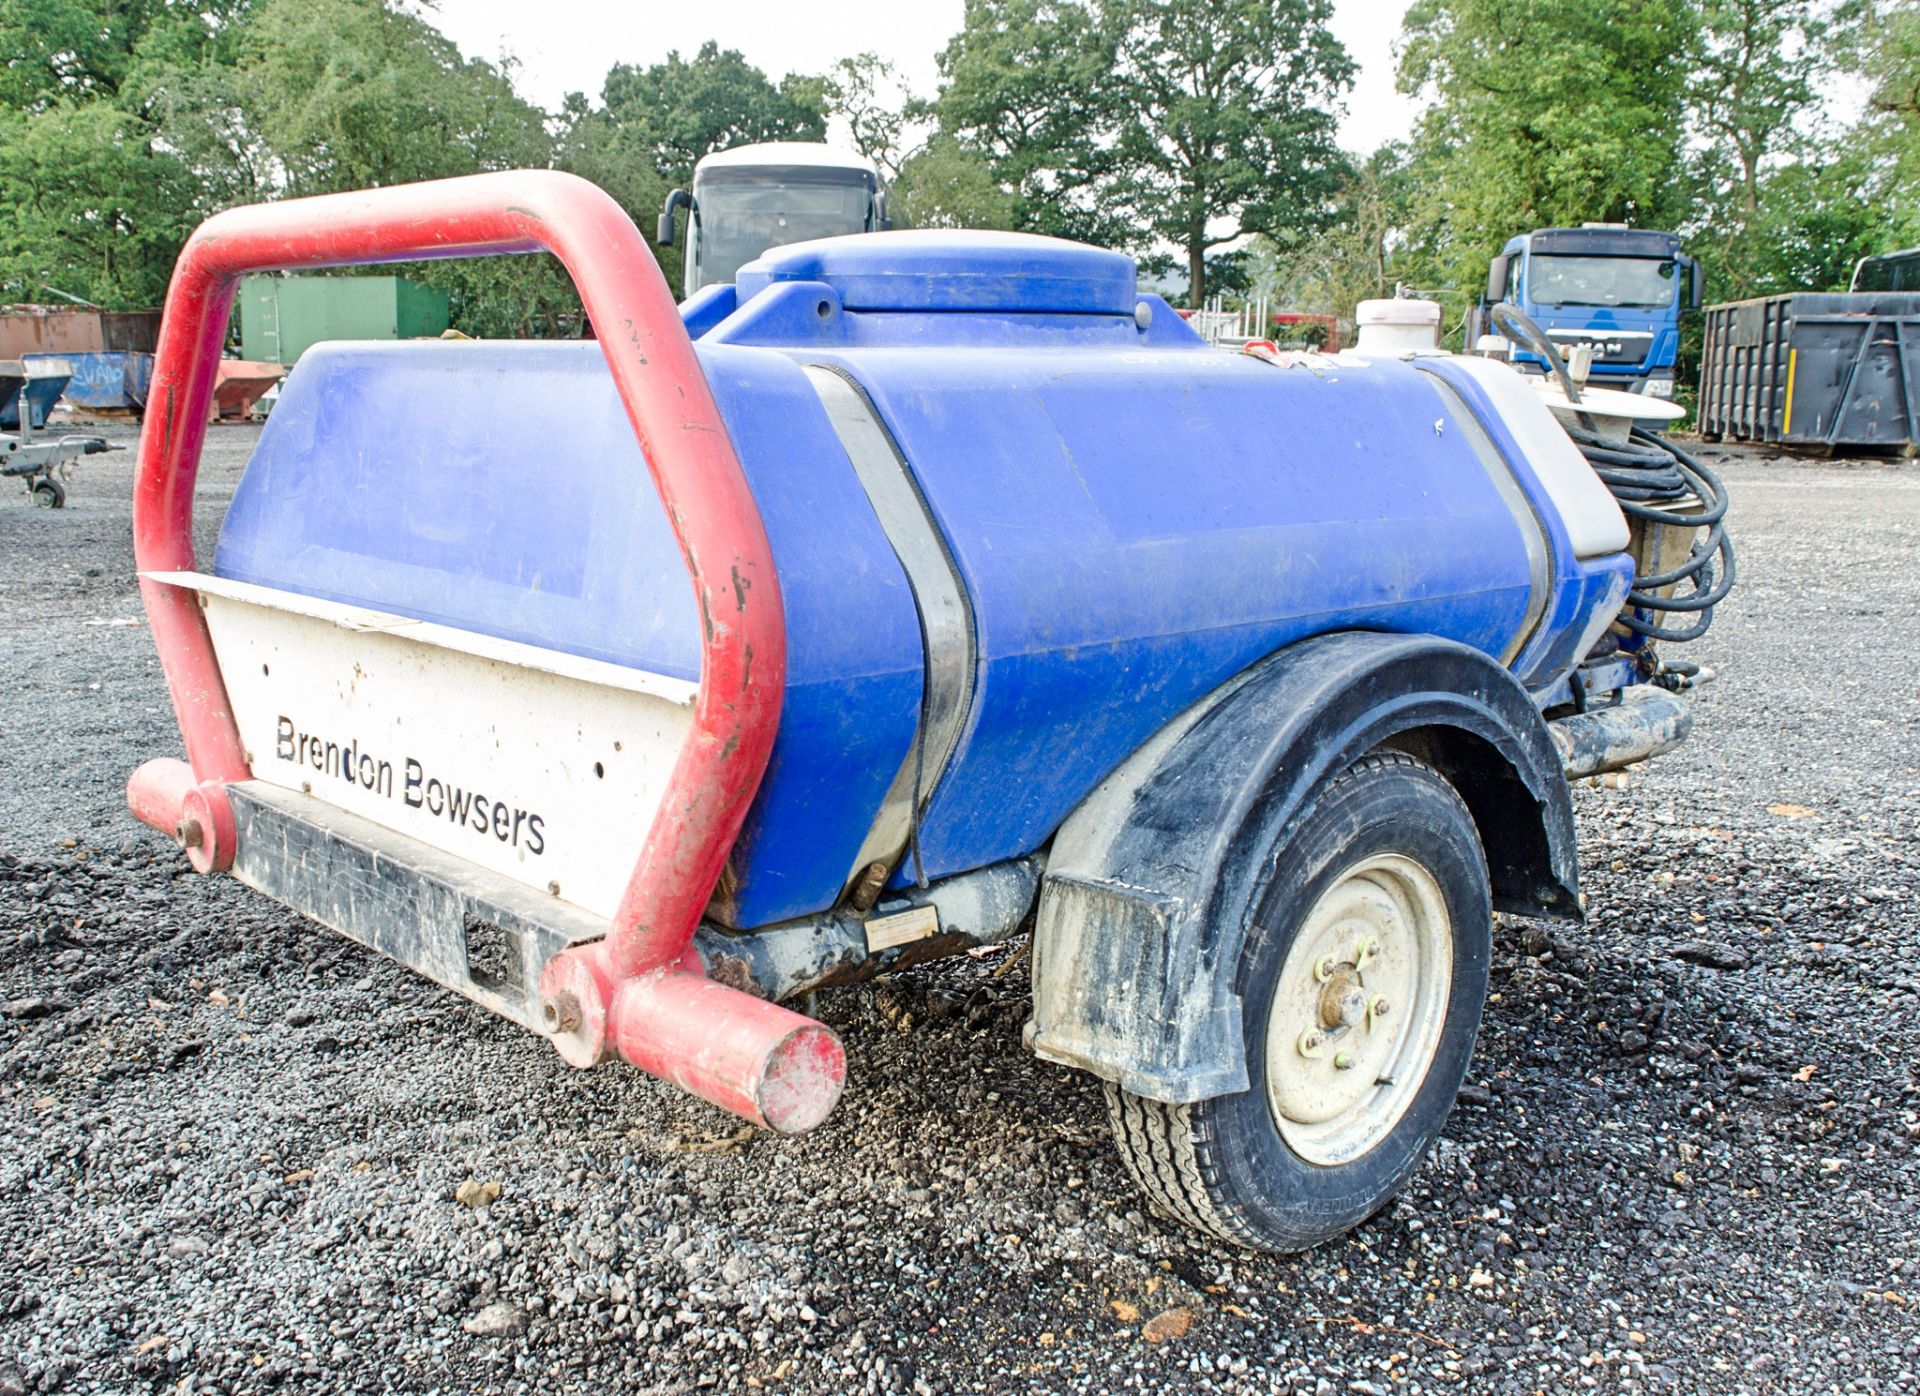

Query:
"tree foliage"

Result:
[[1106, 0, 1354, 302], [227, 0, 551, 196], [0, 100, 199, 307], [1860, 0, 1920, 245], [823, 53, 913, 179], [1397, 0, 1698, 297], [592, 42, 827, 187], [930, 0, 1128, 244], [6, 0, 1919, 337], [1263, 145, 1415, 318], [0, 5, 834, 319], [1684, 0, 1863, 298], [927, 0, 1354, 301], [892, 137, 1019, 230], [818, 52, 1015, 230], [0, 0, 244, 305]]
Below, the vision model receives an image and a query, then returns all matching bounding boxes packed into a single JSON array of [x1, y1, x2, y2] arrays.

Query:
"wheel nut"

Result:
[[1333, 1051, 1355, 1070], [1297, 1029, 1325, 1059]]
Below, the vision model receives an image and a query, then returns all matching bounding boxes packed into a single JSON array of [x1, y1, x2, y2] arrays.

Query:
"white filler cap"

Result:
[[1354, 298, 1443, 356]]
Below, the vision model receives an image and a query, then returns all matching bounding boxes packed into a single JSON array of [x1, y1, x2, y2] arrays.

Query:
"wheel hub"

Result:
[[1318, 966, 1368, 1031], [1265, 854, 1453, 1166]]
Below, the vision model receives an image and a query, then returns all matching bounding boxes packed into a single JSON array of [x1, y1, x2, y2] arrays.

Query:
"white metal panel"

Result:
[[177, 577, 695, 921], [1438, 356, 1632, 559], [147, 571, 698, 704]]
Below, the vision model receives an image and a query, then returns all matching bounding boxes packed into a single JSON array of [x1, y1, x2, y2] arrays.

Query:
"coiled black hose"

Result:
[[1489, 304, 1735, 643]]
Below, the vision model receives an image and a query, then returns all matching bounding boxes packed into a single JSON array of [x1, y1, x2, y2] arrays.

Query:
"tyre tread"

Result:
[[1102, 750, 1473, 1253], [1104, 1084, 1261, 1246]]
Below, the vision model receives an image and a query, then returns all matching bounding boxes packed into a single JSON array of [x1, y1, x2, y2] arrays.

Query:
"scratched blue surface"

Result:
[[218, 232, 1630, 927], [215, 339, 922, 928], [784, 336, 1539, 880]]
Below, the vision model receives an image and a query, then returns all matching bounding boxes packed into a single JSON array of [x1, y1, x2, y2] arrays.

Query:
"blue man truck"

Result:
[[1478, 225, 1703, 397]]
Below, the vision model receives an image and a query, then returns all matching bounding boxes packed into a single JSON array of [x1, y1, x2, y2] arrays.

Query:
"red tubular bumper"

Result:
[[127, 170, 843, 1130], [541, 944, 846, 1134]]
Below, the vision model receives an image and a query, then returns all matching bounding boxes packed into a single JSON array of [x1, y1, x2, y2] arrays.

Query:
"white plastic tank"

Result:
[[1353, 298, 1443, 356]]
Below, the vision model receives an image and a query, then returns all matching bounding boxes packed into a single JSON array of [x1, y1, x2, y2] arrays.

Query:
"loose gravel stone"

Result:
[[1669, 939, 1750, 970], [1, 426, 1916, 1394]]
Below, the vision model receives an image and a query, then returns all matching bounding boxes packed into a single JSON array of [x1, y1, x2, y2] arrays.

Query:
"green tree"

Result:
[[1739, 153, 1882, 290], [0, 0, 247, 111], [1104, 0, 1355, 303], [817, 52, 1015, 230], [1687, 0, 1855, 297], [1265, 144, 1414, 321], [0, 0, 249, 304], [552, 90, 678, 293], [930, 0, 1128, 243], [0, 0, 577, 319], [0, 100, 199, 306], [824, 52, 912, 178], [1397, 0, 1698, 295], [892, 136, 1018, 229], [1858, 0, 1920, 245], [226, 0, 551, 196], [210, 0, 563, 335], [559, 43, 826, 297], [593, 42, 827, 187]]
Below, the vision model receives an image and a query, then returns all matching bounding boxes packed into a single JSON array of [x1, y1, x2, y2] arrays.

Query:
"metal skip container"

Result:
[[238, 274, 450, 364], [0, 358, 72, 429], [1699, 292, 1920, 450], [28, 350, 154, 415]]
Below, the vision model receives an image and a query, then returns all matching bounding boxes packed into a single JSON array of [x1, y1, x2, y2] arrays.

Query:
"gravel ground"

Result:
[[1, 423, 1917, 1396]]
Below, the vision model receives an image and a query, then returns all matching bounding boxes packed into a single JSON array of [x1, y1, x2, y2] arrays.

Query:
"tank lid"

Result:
[[1355, 298, 1442, 328], [736, 231, 1138, 315]]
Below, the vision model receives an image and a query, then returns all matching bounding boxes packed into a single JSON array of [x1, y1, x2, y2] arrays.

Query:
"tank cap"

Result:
[[1355, 298, 1442, 329], [1352, 298, 1443, 355], [736, 231, 1137, 315]]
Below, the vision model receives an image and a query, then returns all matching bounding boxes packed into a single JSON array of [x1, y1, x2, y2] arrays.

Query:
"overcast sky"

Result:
[[421, 0, 1423, 155]]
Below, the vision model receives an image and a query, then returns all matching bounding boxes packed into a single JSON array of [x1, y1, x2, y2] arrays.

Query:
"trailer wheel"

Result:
[[1104, 751, 1491, 1252], [31, 478, 65, 509]]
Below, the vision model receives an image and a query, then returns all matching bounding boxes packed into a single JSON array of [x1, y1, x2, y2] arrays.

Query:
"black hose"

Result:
[[1583, 426, 1736, 641], [1488, 303, 1735, 644], [1490, 303, 1584, 405]]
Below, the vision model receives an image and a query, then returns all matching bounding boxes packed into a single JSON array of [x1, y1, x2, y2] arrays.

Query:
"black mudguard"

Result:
[[1025, 630, 1579, 1104]]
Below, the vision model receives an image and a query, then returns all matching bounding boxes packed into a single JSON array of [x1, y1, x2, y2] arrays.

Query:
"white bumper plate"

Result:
[[148, 572, 697, 921]]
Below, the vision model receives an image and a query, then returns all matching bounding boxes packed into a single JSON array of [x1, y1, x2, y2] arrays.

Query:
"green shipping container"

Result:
[[238, 274, 451, 365]]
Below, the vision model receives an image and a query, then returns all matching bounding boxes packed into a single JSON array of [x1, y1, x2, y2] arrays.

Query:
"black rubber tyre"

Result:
[[31, 478, 65, 509], [1105, 751, 1492, 1252]]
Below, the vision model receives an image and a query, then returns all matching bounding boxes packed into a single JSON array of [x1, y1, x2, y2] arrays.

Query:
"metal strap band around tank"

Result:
[[803, 364, 978, 888], [1417, 372, 1555, 667]]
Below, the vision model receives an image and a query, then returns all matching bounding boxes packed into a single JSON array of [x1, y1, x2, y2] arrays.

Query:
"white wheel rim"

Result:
[[1264, 853, 1453, 1167]]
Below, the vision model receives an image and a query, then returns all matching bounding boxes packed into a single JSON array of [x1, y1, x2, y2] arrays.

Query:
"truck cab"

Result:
[[1481, 225, 1701, 397], [658, 143, 887, 297]]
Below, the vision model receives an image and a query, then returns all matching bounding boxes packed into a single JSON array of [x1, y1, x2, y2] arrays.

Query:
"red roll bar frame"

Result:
[[127, 172, 839, 1130]]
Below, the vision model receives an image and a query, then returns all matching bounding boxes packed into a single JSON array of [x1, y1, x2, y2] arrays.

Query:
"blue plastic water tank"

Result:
[[707, 233, 1625, 885], [215, 339, 925, 928], [215, 232, 1630, 928]]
